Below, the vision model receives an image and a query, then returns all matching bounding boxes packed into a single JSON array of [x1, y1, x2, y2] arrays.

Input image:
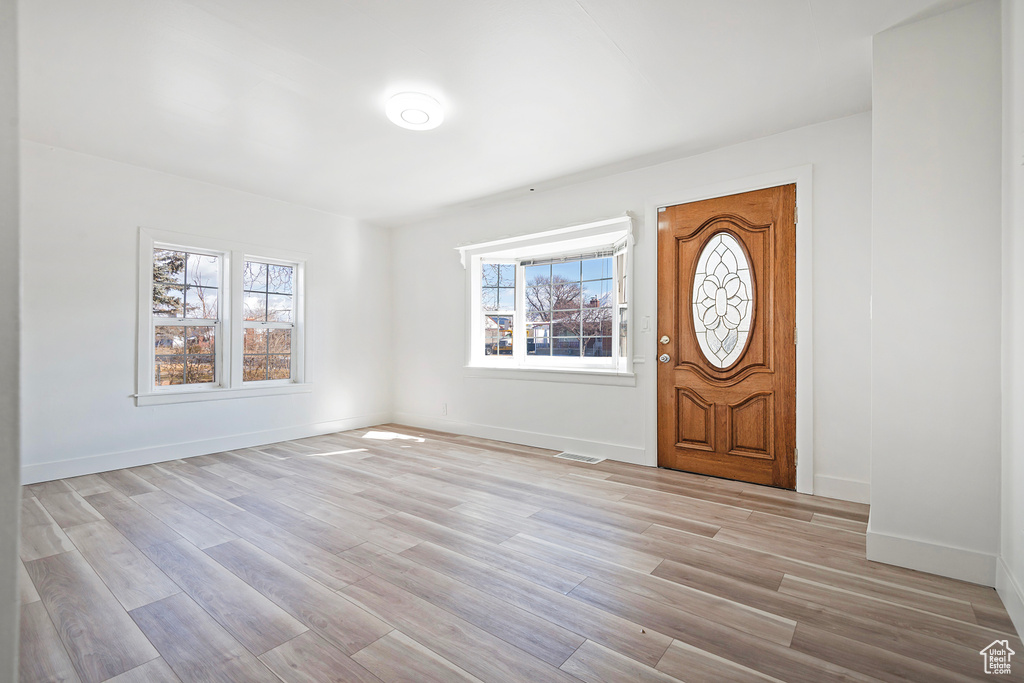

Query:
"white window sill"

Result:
[[464, 365, 636, 386], [135, 383, 312, 406]]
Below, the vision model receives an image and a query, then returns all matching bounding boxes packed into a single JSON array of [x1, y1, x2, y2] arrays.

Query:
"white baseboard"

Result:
[[392, 412, 650, 466], [866, 517, 997, 586], [996, 556, 1024, 638], [812, 474, 870, 504], [20, 412, 392, 484]]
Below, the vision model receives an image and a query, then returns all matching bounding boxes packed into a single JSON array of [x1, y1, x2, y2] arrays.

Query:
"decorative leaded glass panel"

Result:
[[692, 232, 753, 368]]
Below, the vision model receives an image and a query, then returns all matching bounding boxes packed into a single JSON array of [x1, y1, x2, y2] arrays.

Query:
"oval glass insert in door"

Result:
[[692, 232, 754, 368]]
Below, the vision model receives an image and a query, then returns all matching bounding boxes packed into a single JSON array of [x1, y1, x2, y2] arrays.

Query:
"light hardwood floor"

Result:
[[18, 424, 1023, 682]]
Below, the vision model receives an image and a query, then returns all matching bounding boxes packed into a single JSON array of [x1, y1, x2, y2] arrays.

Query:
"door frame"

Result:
[[643, 165, 814, 494]]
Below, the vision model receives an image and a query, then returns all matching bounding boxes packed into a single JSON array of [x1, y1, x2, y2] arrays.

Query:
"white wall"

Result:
[[869, 0, 1003, 585], [19, 142, 393, 483], [0, 0, 20, 678], [391, 113, 872, 502], [1000, 0, 1024, 636]]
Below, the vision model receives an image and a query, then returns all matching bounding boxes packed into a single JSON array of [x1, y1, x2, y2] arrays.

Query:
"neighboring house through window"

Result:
[[459, 216, 632, 375]]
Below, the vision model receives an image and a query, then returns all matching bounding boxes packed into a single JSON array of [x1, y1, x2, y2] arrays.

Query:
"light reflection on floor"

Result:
[[304, 448, 368, 457], [361, 430, 426, 444]]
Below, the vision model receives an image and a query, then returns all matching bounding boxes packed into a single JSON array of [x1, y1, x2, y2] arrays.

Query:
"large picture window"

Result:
[[462, 216, 632, 374], [137, 230, 307, 405], [524, 256, 613, 358]]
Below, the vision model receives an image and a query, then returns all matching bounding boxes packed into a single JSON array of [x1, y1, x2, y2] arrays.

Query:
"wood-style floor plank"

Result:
[[20, 498, 76, 562], [655, 639, 779, 683], [64, 474, 114, 497], [22, 496, 54, 526], [204, 538, 391, 655], [143, 539, 308, 655], [495, 533, 798, 647], [399, 540, 674, 668], [19, 558, 40, 605], [382, 512, 587, 595], [19, 601, 81, 683], [147, 474, 245, 519], [64, 520, 181, 611], [130, 490, 237, 549], [260, 631, 385, 683], [100, 470, 159, 497], [103, 658, 182, 683], [18, 424, 1022, 682], [38, 491, 103, 529], [342, 575, 583, 683], [775, 574, 1021, 654], [788, 622, 980, 683], [568, 577, 876, 683], [643, 523, 983, 621], [202, 508, 368, 590], [157, 460, 251, 500], [652, 557, 1016, 680], [27, 480, 73, 498], [84, 490, 182, 550], [273, 489, 421, 553], [341, 541, 585, 667], [129, 592, 281, 683], [351, 630, 482, 683], [560, 639, 679, 683], [228, 494, 364, 554], [25, 550, 159, 683]]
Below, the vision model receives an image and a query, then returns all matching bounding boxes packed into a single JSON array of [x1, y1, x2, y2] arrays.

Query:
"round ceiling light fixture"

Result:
[[385, 92, 444, 131]]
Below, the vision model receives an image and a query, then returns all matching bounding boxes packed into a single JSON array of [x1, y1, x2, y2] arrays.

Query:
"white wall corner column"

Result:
[[1000, 0, 1024, 635], [869, 0, 1003, 586], [0, 0, 20, 677]]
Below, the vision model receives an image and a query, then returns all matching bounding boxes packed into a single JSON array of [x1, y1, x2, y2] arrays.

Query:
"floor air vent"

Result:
[[554, 452, 605, 464]]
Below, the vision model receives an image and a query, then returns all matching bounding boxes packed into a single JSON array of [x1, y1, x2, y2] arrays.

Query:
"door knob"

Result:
[[659, 335, 670, 345], [659, 353, 671, 364]]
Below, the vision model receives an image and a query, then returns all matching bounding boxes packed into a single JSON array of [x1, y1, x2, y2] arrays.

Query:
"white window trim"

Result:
[[238, 254, 306, 388], [457, 215, 635, 380], [135, 227, 310, 406]]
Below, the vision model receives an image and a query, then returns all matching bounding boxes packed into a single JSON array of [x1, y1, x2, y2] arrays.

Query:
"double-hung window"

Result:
[[152, 248, 222, 386], [242, 260, 296, 382], [137, 229, 307, 405], [460, 216, 632, 375]]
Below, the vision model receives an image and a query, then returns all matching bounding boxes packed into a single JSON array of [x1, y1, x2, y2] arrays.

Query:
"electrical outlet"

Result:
[[441, 403, 448, 416]]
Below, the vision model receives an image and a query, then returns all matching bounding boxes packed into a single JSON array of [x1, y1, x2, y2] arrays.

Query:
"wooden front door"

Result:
[[657, 184, 796, 489]]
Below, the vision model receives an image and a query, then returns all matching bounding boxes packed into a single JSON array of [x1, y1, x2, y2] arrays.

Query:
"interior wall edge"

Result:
[[19, 411, 392, 485], [996, 556, 1024, 637], [811, 475, 870, 504], [866, 516, 998, 586], [0, 0, 19, 677], [391, 411, 649, 466]]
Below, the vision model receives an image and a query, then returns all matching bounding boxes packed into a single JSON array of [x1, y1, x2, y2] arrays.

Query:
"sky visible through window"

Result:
[[481, 257, 614, 358], [152, 249, 220, 385]]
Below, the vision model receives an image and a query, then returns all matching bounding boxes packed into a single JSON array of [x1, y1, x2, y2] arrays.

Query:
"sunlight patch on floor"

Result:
[[361, 431, 425, 443]]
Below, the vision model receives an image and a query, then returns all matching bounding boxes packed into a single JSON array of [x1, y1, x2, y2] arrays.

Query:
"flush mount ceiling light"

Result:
[[386, 92, 444, 131]]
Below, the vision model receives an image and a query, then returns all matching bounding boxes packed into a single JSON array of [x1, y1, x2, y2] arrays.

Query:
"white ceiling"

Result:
[[19, 0, 966, 226]]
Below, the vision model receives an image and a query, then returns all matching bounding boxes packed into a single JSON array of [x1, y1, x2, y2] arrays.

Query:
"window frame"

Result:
[[240, 255, 301, 386], [150, 244, 225, 389], [459, 216, 634, 378], [136, 228, 309, 406]]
